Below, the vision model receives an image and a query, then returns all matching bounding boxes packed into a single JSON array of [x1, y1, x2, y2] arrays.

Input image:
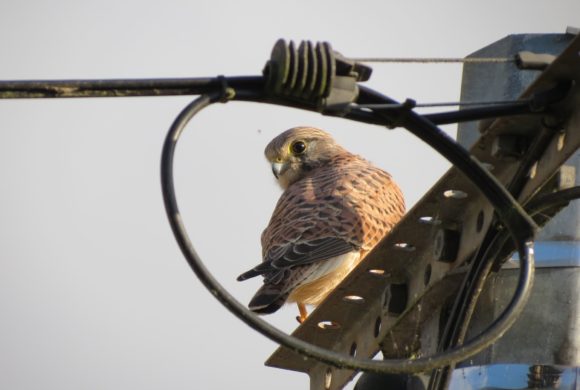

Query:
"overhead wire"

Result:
[[354, 99, 530, 109], [351, 57, 515, 64]]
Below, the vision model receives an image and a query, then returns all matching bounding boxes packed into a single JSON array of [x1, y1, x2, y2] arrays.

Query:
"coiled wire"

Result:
[[160, 87, 536, 374]]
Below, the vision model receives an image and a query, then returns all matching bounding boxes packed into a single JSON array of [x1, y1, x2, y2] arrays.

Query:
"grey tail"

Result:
[[248, 284, 289, 315]]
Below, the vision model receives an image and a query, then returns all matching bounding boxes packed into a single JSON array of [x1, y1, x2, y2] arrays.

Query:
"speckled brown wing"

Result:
[[265, 154, 403, 252], [237, 152, 405, 313]]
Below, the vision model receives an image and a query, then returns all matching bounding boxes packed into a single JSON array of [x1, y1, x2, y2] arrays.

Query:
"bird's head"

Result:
[[264, 127, 346, 189]]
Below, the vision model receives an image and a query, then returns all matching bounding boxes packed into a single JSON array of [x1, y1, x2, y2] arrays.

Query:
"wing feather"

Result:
[[236, 237, 356, 281]]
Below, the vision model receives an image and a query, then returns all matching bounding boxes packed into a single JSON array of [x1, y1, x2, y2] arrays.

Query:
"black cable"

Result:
[[161, 89, 535, 374], [0, 75, 562, 130], [428, 226, 509, 390], [429, 123, 555, 389], [350, 81, 568, 126], [356, 99, 528, 108], [0, 76, 265, 98], [425, 83, 570, 389], [423, 102, 534, 125], [428, 124, 553, 389], [356, 86, 536, 240], [526, 186, 580, 215], [428, 186, 580, 389], [416, 84, 569, 390], [444, 119, 563, 348], [456, 186, 580, 343]]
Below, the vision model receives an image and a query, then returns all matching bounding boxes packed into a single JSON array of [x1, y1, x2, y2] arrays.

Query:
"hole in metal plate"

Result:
[[394, 242, 416, 251], [386, 284, 408, 315], [350, 342, 358, 357], [443, 189, 468, 199], [557, 132, 566, 151], [419, 216, 441, 225], [374, 317, 382, 337], [318, 320, 341, 330], [325, 368, 332, 389], [424, 263, 432, 286], [343, 295, 365, 304], [529, 161, 538, 179], [476, 210, 485, 233]]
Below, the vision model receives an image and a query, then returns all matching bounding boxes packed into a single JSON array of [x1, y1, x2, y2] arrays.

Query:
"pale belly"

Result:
[[287, 251, 361, 305]]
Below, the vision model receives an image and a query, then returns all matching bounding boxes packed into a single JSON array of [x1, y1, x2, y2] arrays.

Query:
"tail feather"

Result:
[[237, 261, 272, 281], [237, 268, 261, 281], [248, 284, 288, 315]]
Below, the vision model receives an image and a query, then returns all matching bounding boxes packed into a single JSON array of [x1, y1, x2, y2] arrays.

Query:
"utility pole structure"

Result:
[[1, 29, 580, 390], [266, 29, 580, 390], [447, 29, 580, 390]]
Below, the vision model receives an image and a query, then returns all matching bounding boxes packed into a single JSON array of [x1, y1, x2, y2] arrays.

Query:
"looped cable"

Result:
[[161, 89, 536, 375]]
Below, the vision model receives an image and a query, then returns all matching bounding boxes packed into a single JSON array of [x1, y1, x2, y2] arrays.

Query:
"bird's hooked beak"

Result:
[[271, 161, 288, 179]]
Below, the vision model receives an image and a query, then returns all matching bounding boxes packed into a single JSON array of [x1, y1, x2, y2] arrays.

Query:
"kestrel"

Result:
[[237, 127, 405, 323]]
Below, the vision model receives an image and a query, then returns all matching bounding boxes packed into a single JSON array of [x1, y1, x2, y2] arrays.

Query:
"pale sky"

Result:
[[0, 1, 578, 389]]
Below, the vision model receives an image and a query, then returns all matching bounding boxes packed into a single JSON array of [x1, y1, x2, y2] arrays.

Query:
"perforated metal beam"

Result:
[[265, 33, 580, 390]]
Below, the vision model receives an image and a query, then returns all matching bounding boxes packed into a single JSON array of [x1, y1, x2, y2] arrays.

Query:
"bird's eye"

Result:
[[290, 141, 306, 155]]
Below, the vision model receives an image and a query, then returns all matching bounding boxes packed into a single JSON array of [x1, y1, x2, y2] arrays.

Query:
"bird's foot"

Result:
[[296, 303, 308, 324]]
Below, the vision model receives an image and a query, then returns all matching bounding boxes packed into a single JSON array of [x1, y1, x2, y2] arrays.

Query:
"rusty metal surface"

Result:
[[266, 34, 580, 390]]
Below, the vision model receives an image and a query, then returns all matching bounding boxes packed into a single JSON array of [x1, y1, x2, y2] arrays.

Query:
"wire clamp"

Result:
[[382, 98, 417, 129], [216, 75, 236, 103]]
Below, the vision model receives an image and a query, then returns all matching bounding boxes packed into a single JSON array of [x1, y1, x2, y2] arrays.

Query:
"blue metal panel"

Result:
[[506, 241, 580, 268], [450, 364, 580, 389]]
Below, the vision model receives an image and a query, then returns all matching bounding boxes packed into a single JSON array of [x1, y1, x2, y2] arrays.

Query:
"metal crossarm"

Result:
[[265, 34, 580, 390]]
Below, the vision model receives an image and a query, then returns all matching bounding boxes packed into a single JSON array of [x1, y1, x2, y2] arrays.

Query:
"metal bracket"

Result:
[[265, 34, 580, 390]]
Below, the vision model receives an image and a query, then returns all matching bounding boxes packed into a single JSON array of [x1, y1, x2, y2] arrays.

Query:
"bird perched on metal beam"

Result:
[[237, 127, 405, 323]]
